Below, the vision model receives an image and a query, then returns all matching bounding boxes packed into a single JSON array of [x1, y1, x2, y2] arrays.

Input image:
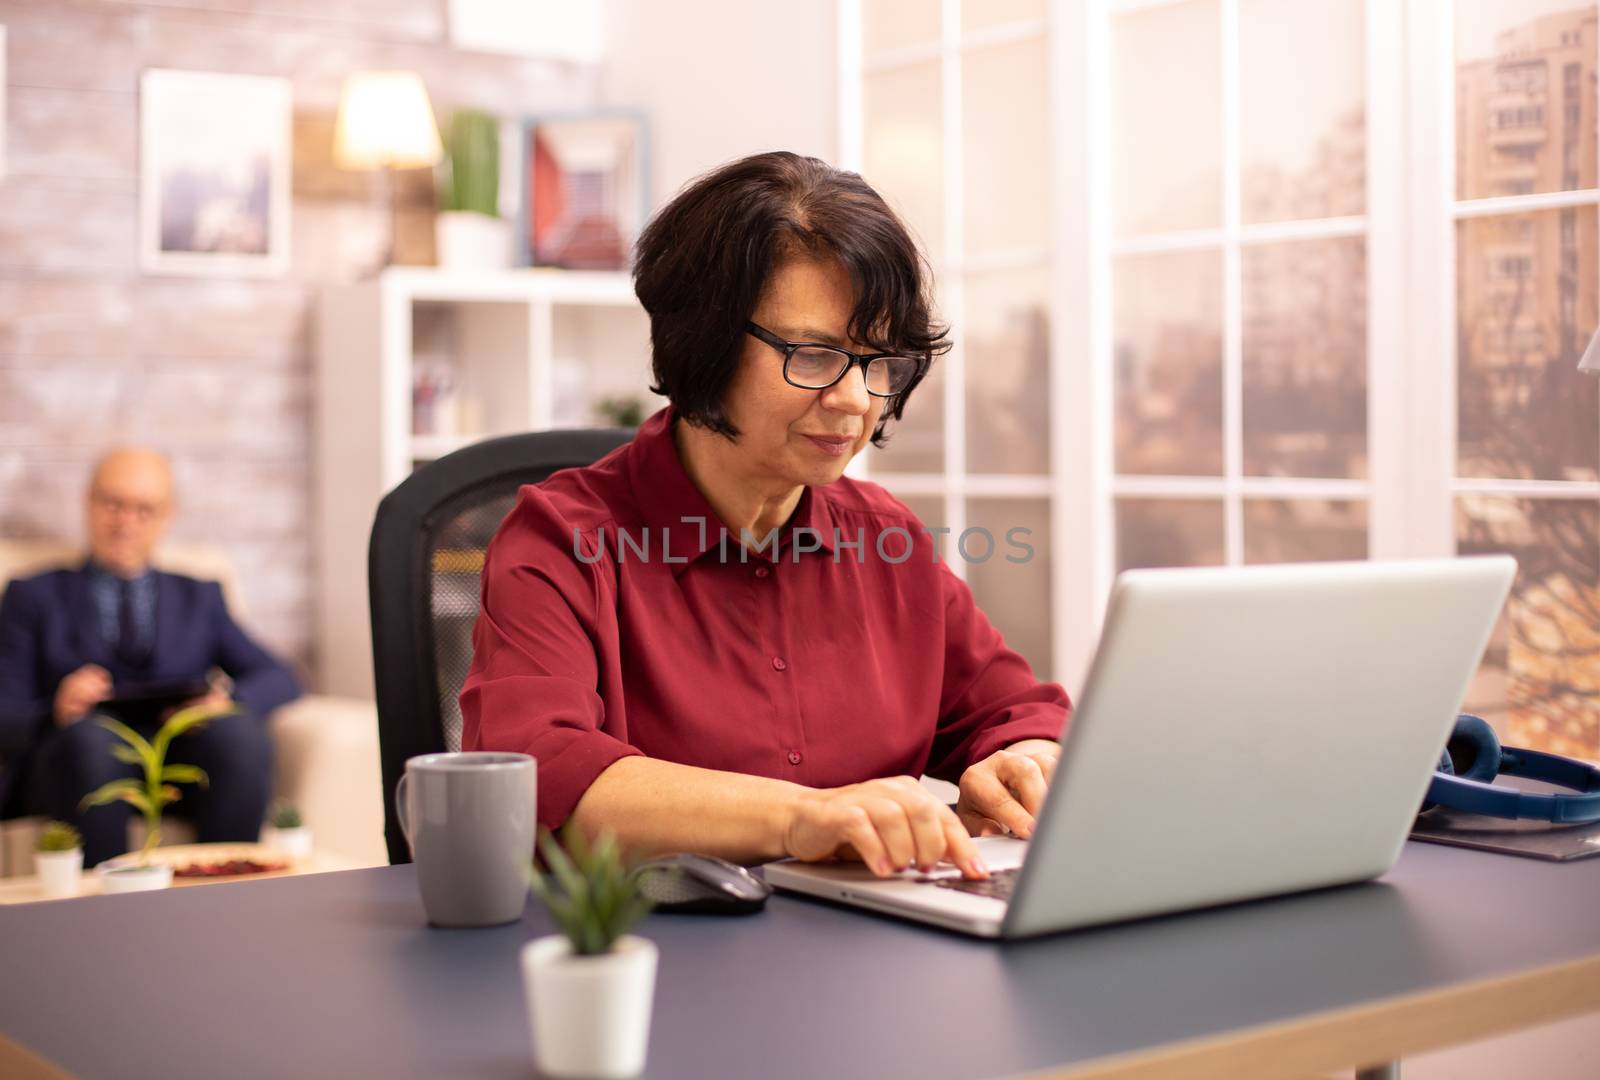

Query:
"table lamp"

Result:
[[333, 70, 443, 267]]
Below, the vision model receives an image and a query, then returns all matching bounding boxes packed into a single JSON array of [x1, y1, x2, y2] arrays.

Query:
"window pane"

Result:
[[1457, 495, 1600, 761], [1457, 207, 1599, 483], [966, 265, 1049, 474], [863, 0, 941, 56], [1242, 236, 1368, 479], [864, 62, 944, 264], [873, 350, 945, 473], [1455, 2, 1596, 201], [963, 37, 1050, 255], [1243, 498, 1368, 563], [1113, 250, 1224, 476], [962, 0, 1045, 35], [1111, 0, 1223, 236], [1240, 0, 1366, 224], [895, 493, 945, 531], [966, 498, 1053, 680], [1115, 498, 1225, 571]]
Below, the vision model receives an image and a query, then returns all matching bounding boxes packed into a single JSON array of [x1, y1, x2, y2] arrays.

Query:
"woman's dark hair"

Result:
[[632, 151, 950, 446]]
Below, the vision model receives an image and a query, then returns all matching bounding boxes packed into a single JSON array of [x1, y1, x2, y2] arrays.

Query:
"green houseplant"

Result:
[[268, 801, 302, 830], [521, 826, 657, 1079], [79, 702, 234, 890], [262, 799, 313, 860], [593, 396, 646, 430], [34, 820, 84, 898], [436, 108, 511, 270], [440, 109, 500, 217], [36, 820, 81, 853]]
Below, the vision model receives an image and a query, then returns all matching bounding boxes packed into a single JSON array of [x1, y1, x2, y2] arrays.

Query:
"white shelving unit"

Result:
[[314, 267, 654, 698]]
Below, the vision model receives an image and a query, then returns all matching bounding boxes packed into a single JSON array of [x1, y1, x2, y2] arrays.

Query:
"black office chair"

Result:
[[367, 428, 634, 865]]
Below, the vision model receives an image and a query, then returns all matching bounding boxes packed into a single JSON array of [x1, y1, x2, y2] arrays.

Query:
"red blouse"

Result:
[[461, 407, 1071, 829]]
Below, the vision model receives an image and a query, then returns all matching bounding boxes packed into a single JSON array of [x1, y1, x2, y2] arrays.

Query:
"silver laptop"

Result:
[[763, 556, 1517, 938]]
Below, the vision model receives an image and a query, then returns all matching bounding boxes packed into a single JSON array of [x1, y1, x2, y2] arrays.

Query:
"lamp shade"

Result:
[[333, 71, 443, 170]]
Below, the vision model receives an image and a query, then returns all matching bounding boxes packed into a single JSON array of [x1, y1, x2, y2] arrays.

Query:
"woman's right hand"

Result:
[[782, 776, 989, 880]]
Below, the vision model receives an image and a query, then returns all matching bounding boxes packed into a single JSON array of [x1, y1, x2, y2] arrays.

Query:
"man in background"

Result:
[[0, 448, 300, 866]]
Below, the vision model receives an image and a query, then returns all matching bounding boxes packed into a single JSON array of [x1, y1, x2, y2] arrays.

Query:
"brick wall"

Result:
[[0, 0, 596, 683]]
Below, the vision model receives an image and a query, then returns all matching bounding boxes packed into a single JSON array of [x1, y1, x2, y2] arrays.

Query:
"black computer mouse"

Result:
[[631, 853, 772, 914]]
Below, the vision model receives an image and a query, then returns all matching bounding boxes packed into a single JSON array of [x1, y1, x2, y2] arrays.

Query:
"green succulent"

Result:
[[439, 109, 500, 217], [594, 396, 645, 428], [268, 801, 303, 830], [526, 825, 653, 956], [79, 702, 237, 864], [37, 820, 82, 853]]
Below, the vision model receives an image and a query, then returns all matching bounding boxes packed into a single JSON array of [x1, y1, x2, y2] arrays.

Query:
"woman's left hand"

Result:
[[955, 739, 1061, 839]]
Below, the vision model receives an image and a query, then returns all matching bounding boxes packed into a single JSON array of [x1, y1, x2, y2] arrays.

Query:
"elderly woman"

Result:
[[462, 152, 1070, 881]]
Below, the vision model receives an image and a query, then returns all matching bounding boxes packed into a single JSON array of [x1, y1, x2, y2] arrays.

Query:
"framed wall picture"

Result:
[[519, 112, 649, 271], [140, 69, 292, 277]]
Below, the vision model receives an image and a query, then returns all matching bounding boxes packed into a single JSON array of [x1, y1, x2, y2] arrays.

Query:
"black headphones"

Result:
[[1425, 714, 1600, 824]]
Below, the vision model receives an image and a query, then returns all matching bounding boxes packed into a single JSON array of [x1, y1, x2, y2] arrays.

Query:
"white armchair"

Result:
[[0, 540, 387, 874]]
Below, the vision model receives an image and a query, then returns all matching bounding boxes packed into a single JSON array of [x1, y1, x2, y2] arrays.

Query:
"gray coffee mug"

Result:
[[396, 751, 536, 928]]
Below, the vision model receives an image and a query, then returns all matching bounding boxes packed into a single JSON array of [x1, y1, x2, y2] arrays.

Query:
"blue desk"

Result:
[[2, 841, 1598, 1079]]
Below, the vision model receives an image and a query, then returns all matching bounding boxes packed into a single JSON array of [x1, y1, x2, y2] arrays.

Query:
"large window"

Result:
[[844, 0, 1600, 762]]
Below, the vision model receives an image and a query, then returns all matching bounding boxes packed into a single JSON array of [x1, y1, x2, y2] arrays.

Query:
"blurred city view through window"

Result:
[[1455, 2, 1599, 760]]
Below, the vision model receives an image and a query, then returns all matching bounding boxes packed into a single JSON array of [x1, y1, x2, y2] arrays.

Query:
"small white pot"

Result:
[[98, 863, 173, 894], [34, 849, 83, 899], [521, 934, 657, 1080], [435, 210, 512, 271], [261, 825, 314, 860]]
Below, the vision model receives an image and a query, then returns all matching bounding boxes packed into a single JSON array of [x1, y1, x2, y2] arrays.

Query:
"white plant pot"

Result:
[[521, 934, 658, 1080], [260, 825, 314, 860], [435, 210, 512, 271], [98, 863, 173, 894], [34, 849, 83, 898]]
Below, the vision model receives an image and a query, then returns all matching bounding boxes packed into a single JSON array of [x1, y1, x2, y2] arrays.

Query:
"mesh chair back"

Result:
[[368, 428, 634, 865]]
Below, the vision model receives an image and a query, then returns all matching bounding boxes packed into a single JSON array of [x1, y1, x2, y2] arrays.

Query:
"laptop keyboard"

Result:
[[934, 866, 1019, 901]]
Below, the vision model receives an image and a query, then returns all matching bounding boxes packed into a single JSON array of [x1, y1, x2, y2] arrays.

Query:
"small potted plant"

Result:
[[260, 800, 313, 860], [80, 702, 233, 893], [34, 820, 84, 899], [521, 826, 656, 1080], [594, 395, 646, 429], [435, 108, 511, 270]]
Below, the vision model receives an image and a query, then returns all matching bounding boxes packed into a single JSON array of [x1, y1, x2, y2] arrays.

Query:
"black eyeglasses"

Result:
[[746, 322, 923, 398]]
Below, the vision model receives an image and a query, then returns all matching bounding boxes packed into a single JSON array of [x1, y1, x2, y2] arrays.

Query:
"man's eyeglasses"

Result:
[[90, 492, 165, 522], [746, 322, 923, 398]]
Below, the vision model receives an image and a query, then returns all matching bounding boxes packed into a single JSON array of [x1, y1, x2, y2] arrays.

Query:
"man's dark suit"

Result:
[[0, 562, 300, 865]]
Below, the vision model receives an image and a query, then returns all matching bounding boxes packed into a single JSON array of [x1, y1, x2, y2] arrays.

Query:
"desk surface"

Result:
[[2, 841, 1599, 1080]]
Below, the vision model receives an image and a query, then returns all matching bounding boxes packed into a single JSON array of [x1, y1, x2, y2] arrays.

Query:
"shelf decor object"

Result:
[[334, 71, 444, 269], [437, 108, 513, 271]]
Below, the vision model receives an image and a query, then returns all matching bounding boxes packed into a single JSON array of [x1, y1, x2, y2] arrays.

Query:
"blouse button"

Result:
[[771, 656, 788, 671], [754, 566, 769, 579], [787, 750, 802, 765]]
